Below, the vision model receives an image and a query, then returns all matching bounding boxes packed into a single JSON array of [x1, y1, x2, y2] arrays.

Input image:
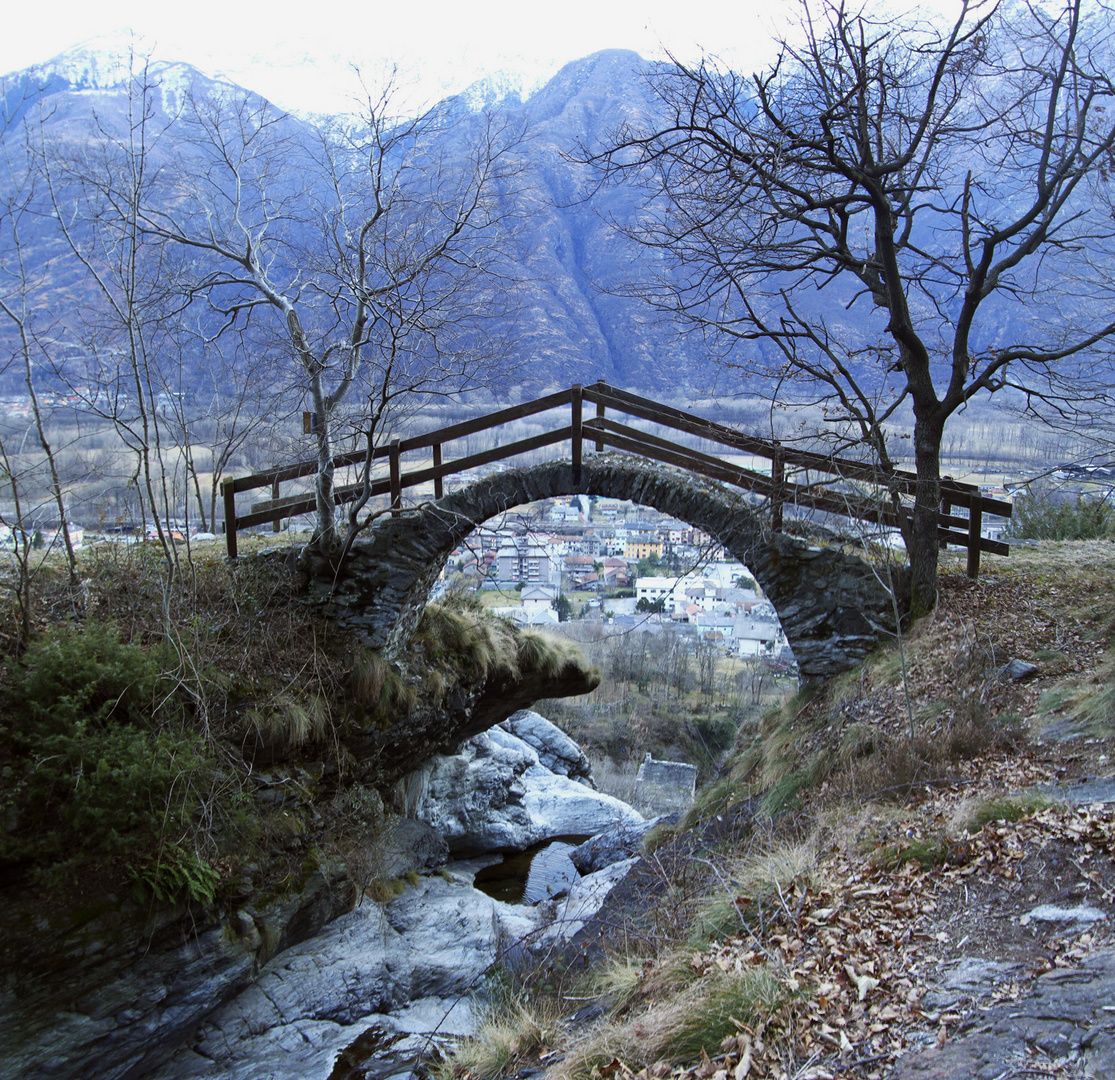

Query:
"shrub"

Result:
[[0, 623, 210, 892], [1009, 489, 1115, 541], [6, 622, 174, 737]]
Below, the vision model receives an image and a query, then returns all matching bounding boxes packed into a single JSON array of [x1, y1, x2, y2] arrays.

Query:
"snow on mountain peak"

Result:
[[19, 33, 240, 108], [457, 64, 556, 111]]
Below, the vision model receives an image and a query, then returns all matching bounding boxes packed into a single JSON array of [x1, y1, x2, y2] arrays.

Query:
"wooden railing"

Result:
[[221, 380, 1012, 575]]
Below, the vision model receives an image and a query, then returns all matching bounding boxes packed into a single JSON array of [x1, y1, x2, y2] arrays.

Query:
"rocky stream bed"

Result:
[[0, 711, 656, 1080]]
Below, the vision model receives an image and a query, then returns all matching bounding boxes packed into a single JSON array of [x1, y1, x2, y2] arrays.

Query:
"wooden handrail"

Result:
[[222, 380, 1012, 576]]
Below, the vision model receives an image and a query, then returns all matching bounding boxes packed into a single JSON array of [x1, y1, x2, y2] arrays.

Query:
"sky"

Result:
[[1, 0, 798, 114]]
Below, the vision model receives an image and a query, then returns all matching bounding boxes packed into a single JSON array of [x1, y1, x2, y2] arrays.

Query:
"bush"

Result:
[[1009, 490, 1115, 541], [0, 623, 212, 894], [5, 622, 174, 737]]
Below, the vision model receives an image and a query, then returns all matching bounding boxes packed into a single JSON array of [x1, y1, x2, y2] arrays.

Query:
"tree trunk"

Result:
[[909, 412, 944, 615]]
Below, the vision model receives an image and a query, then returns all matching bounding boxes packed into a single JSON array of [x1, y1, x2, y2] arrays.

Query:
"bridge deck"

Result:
[[221, 381, 1011, 574]]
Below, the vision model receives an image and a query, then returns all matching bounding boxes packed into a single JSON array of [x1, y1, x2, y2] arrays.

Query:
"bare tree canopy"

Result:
[[134, 74, 524, 556], [592, 0, 1115, 612]]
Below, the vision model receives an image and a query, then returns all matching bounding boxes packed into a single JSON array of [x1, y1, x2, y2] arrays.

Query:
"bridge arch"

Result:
[[322, 455, 899, 678]]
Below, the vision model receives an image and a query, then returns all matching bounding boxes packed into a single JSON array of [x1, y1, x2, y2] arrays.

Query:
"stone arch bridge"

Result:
[[322, 456, 901, 678], [227, 383, 1009, 677]]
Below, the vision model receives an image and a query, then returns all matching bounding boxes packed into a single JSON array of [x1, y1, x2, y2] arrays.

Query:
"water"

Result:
[[472, 837, 586, 904]]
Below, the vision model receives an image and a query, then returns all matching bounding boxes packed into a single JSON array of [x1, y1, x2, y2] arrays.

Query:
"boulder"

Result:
[[147, 874, 540, 1080], [998, 658, 1040, 683], [400, 729, 643, 854], [543, 857, 641, 944], [571, 815, 673, 874], [500, 710, 595, 786]]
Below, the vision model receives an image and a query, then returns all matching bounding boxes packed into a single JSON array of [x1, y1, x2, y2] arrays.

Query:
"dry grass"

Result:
[[436, 995, 563, 1080], [244, 691, 331, 749], [551, 965, 789, 1080]]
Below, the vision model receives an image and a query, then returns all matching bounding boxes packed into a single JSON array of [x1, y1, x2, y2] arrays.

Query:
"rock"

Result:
[[1040, 776, 1115, 803], [571, 816, 672, 874], [500, 710, 595, 786], [378, 818, 450, 878], [921, 956, 1022, 1010], [997, 657, 1039, 682], [544, 857, 641, 944], [522, 764, 644, 843], [1019, 903, 1107, 926], [0, 862, 356, 1080], [400, 730, 643, 855], [147, 874, 540, 1080], [892, 948, 1115, 1079]]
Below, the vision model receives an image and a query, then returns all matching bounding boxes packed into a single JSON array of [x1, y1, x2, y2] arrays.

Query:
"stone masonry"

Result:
[[319, 455, 901, 678]]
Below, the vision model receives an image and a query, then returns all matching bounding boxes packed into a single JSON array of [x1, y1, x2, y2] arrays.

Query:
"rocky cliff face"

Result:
[[0, 862, 357, 1080], [0, 713, 637, 1080]]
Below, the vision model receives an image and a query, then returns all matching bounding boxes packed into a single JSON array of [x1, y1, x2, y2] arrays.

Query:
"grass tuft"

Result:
[[434, 995, 559, 1080], [246, 692, 330, 748], [961, 792, 1058, 833]]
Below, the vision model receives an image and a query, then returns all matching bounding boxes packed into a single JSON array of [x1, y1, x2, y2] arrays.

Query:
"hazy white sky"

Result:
[[3, 0, 797, 113]]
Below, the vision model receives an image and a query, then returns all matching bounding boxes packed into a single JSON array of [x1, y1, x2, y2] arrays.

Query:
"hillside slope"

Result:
[[445, 541, 1115, 1080]]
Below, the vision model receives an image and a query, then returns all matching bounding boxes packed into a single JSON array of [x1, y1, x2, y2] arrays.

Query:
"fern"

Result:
[[132, 842, 221, 906]]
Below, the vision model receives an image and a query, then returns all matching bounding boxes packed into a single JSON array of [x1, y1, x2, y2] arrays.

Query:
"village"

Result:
[[437, 493, 796, 660]]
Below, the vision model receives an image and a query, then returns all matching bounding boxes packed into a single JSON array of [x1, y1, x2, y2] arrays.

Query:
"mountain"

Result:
[[2, 38, 1109, 409], [0, 43, 728, 401]]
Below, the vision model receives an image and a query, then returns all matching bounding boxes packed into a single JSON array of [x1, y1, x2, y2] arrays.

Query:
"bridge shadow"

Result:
[[316, 455, 902, 679]]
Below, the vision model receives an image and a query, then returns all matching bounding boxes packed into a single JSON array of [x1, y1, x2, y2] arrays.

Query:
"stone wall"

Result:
[[633, 755, 698, 815]]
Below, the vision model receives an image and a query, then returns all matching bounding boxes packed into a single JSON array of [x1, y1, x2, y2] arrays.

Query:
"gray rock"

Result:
[[400, 730, 642, 854], [544, 857, 641, 944], [997, 657, 1039, 682], [500, 710, 595, 785], [148, 875, 539, 1080], [1020, 903, 1107, 926], [378, 818, 450, 878], [892, 948, 1115, 1079], [1041, 776, 1115, 804], [921, 956, 1022, 1010], [571, 816, 669, 874], [0, 863, 355, 1080]]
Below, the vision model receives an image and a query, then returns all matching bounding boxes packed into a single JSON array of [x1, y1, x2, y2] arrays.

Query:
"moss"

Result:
[[963, 792, 1058, 833]]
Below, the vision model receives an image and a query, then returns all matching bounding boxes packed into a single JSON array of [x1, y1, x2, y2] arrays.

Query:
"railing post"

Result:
[[433, 444, 443, 500], [272, 477, 281, 533], [389, 439, 402, 515], [771, 443, 784, 532], [571, 384, 583, 486], [222, 479, 238, 559], [594, 379, 606, 452], [967, 495, 983, 578], [939, 492, 951, 551]]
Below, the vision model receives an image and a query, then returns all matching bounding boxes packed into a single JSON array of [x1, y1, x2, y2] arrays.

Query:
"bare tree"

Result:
[[0, 90, 79, 585], [592, 0, 1115, 612], [35, 56, 193, 582], [156, 320, 282, 535], [138, 75, 522, 559]]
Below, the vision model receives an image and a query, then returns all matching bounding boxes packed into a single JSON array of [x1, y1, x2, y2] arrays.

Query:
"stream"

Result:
[[144, 714, 655, 1080]]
